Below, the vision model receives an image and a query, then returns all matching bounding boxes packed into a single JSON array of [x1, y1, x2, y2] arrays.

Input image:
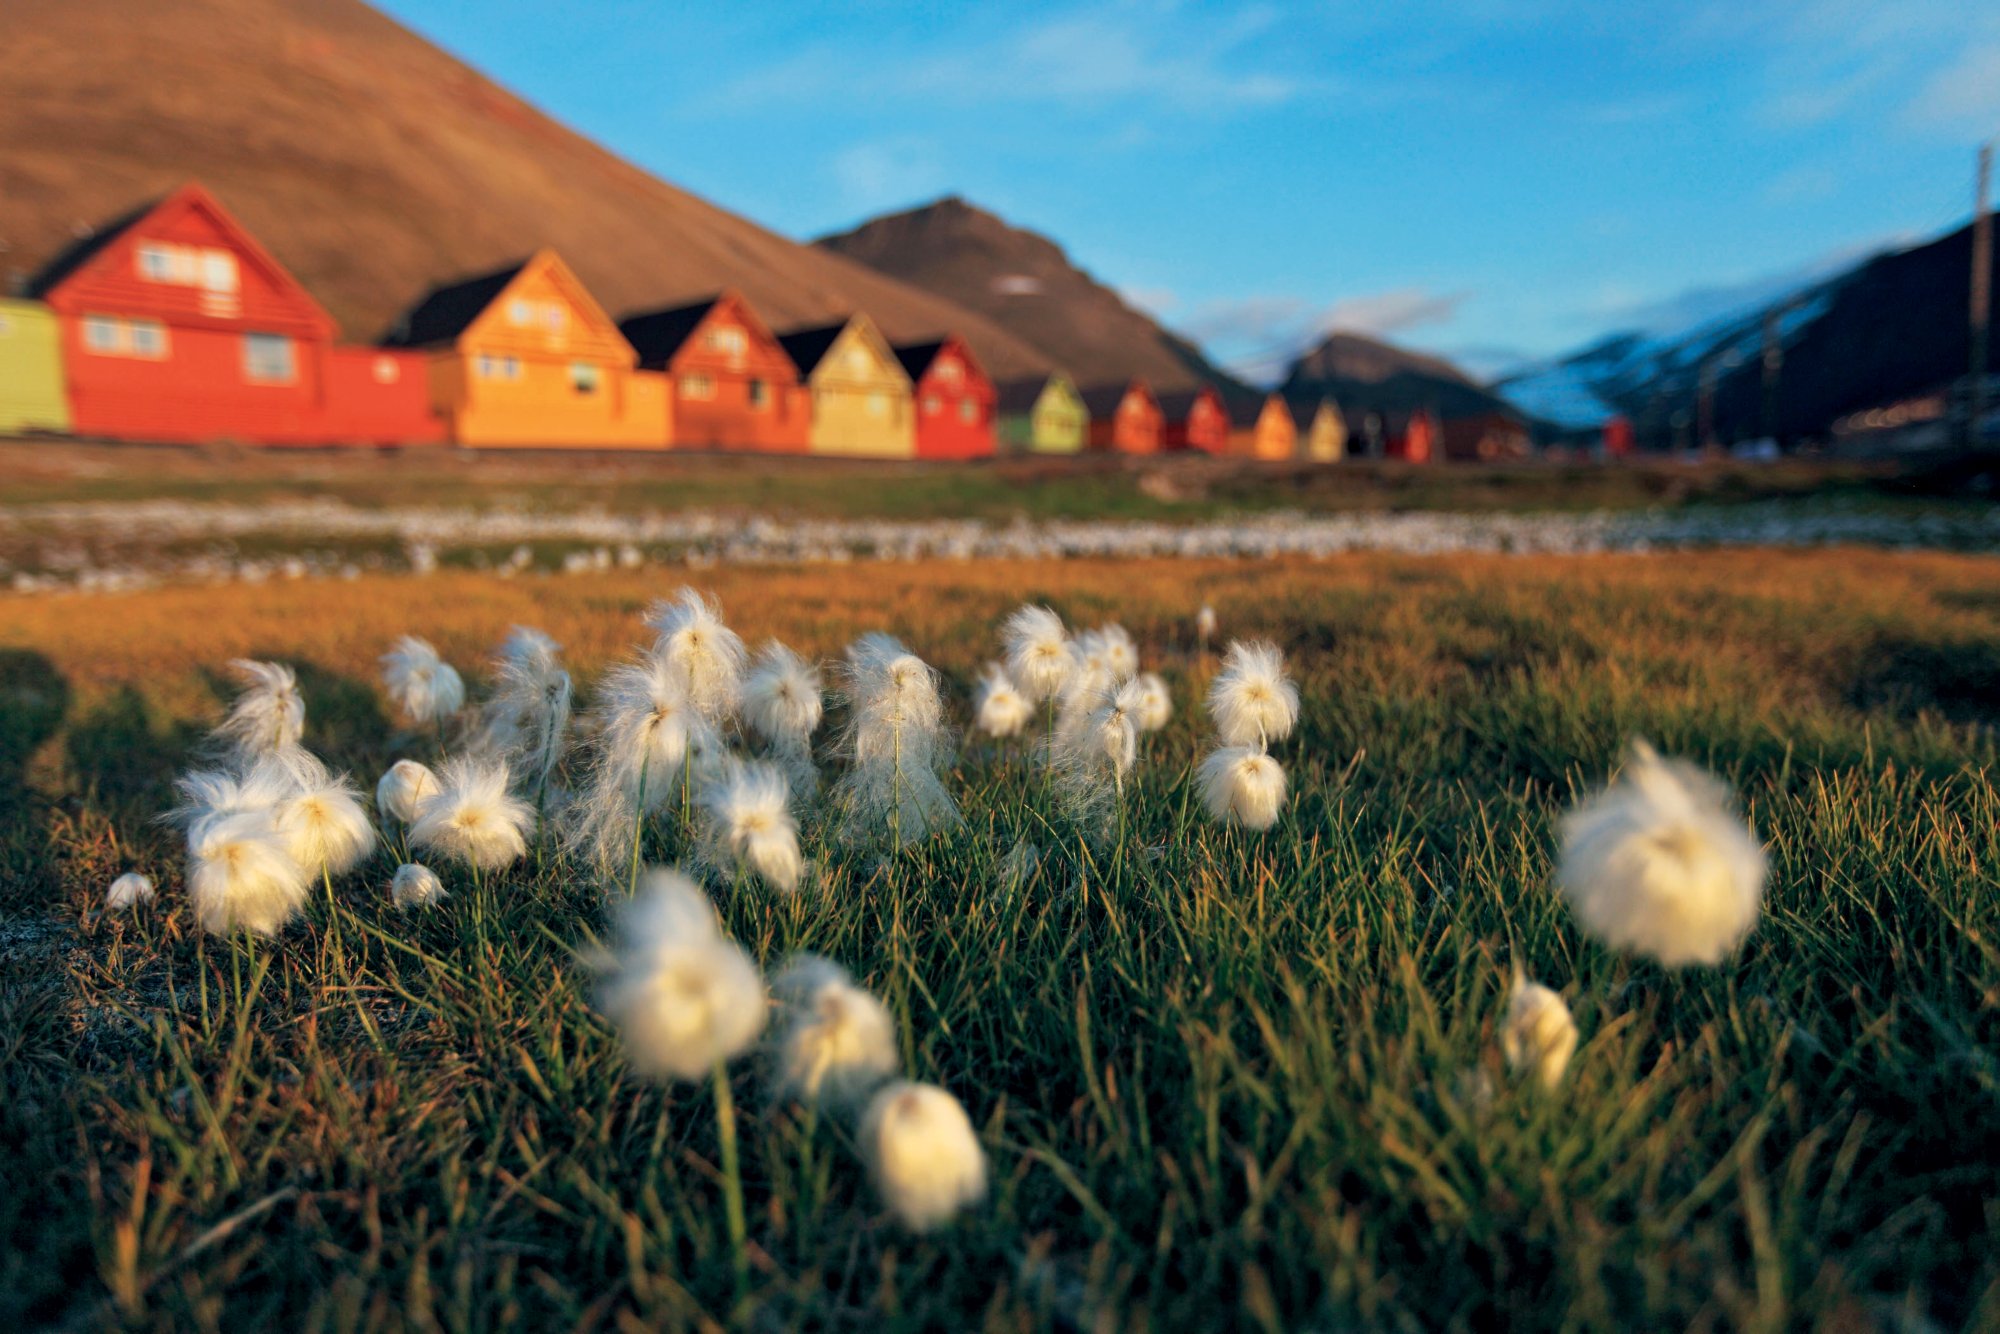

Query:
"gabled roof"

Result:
[[995, 375, 1062, 415], [1156, 386, 1220, 421], [27, 197, 162, 298], [1229, 394, 1293, 430], [1080, 382, 1149, 420], [617, 295, 722, 368], [893, 339, 949, 382], [382, 257, 529, 347], [775, 322, 849, 376]]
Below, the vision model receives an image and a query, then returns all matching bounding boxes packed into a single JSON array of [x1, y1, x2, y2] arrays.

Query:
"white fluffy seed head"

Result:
[[644, 588, 748, 724], [707, 762, 803, 893], [1196, 605, 1218, 642], [1003, 605, 1075, 703], [1502, 967, 1578, 1091], [376, 758, 441, 825], [273, 756, 375, 875], [479, 627, 572, 790], [861, 1081, 988, 1233], [1207, 641, 1300, 748], [1555, 741, 1767, 968], [743, 641, 823, 745], [1198, 746, 1288, 831], [1089, 623, 1139, 682], [409, 755, 532, 871], [1132, 672, 1173, 733], [168, 752, 299, 852], [999, 839, 1042, 893], [214, 659, 305, 760], [390, 862, 447, 908], [188, 809, 310, 936], [974, 664, 1035, 739], [771, 957, 900, 1105], [382, 635, 466, 726], [598, 870, 766, 1082], [106, 872, 154, 910]]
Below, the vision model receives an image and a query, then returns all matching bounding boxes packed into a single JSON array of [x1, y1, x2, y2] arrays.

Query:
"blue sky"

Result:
[[375, 0, 2000, 383]]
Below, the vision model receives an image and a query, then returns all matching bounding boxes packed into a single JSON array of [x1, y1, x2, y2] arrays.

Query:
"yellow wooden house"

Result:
[[385, 248, 668, 448], [777, 315, 914, 458], [0, 298, 71, 434], [1230, 393, 1298, 460], [995, 373, 1088, 454], [1298, 398, 1347, 461]]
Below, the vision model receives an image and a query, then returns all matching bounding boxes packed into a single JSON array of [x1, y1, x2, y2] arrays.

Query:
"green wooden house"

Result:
[[995, 372, 1086, 454], [0, 298, 70, 434]]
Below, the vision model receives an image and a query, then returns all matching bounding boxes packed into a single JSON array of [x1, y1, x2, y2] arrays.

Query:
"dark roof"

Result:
[[618, 296, 722, 369], [28, 197, 162, 298], [995, 375, 1057, 415], [893, 339, 948, 381], [1079, 383, 1141, 420], [1229, 395, 1293, 429], [775, 322, 848, 376], [382, 258, 528, 347], [1155, 387, 1217, 421]]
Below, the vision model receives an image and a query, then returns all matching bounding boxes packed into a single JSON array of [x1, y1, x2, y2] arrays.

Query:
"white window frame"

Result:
[[242, 332, 296, 384]]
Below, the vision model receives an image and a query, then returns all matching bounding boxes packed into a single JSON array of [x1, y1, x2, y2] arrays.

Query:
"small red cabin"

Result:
[[33, 183, 438, 446], [894, 335, 996, 459], [1082, 380, 1163, 454], [1157, 386, 1229, 453], [1387, 408, 1438, 463], [619, 290, 810, 451]]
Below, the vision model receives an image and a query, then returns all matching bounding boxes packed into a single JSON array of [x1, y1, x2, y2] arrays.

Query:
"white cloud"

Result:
[[1903, 43, 2000, 130], [1321, 288, 1472, 337], [828, 137, 950, 216]]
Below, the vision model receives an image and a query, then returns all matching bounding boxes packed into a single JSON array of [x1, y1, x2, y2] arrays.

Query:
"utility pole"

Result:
[[1970, 142, 1992, 450]]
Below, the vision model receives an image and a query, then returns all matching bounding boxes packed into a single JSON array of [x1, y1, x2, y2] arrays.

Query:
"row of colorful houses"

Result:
[[0, 183, 1371, 460]]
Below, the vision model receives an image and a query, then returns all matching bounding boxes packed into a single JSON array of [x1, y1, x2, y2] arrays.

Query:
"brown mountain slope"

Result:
[[817, 197, 1246, 396], [0, 0, 1052, 377], [1282, 331, 1518, 423]]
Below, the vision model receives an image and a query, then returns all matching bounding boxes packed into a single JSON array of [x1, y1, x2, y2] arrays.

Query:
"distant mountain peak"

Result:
[[818, 196, 1243, 396]]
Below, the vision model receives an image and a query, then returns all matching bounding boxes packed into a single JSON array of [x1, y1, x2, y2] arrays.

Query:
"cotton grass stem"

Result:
[[713, 1057, 749, 1299]]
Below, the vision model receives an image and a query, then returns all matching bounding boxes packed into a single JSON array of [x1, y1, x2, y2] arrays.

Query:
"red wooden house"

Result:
[[894, 335, 996, 459], [1157, 386, 1229, 453], [1081, 380, 1163, 454], [618, 290, 809, 451], [1386, 408, 1438, 463], [33, 183, 438, 446]]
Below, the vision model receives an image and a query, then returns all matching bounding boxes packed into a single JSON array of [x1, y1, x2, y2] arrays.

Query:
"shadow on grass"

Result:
[[1849, 635, 2000, 728]]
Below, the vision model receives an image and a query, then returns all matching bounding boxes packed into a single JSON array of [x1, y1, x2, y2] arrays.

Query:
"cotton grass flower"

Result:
[[188, 809, 311, 936], [213, 659, 304, 759], [376, 758, 440, 825], [168, 753, 301, 851], [569, 655, 715, 872], [1502, 967, 1578, 1091], [390, 862, 447, 908], [770, 955, 900, 1105], [644, 587, 748, 725], [272, 754, 375, 877], [835, 637, 959, 848], [1556, 741, 1767, 968], [1082, 623, 1139, 683], [742, 641, 822, 798], [596, 870, 767, 1081], [105, 872, 154, 910], [382, 635, 466, 727], [1132, 672, 1172, 733], [702, 761, 804, 893], [1003, 605, 1075, 703], [476, 626, 572, 799], [1196, 604, 1218, 650], [974, 664, 1034, 739], [1207, 641, 1299, 748], [860, 1081, 987, 1232], [1198, 746, 1288, 831], [409, 756, 531, 873]]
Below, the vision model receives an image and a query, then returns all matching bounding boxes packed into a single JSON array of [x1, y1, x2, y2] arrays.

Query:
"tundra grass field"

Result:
[[3, 549, 1999, 1330]]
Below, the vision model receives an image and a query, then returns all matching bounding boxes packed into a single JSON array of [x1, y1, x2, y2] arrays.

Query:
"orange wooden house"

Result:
[[619, 290, 809, 451], [1157, 386, 1229, 453], [385, 249, 667, 448], [33, 183, 439, 446], [895, 335, 996, 459], [1229, 393, 1298, 460], [1081, 380, 1162, 453]]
